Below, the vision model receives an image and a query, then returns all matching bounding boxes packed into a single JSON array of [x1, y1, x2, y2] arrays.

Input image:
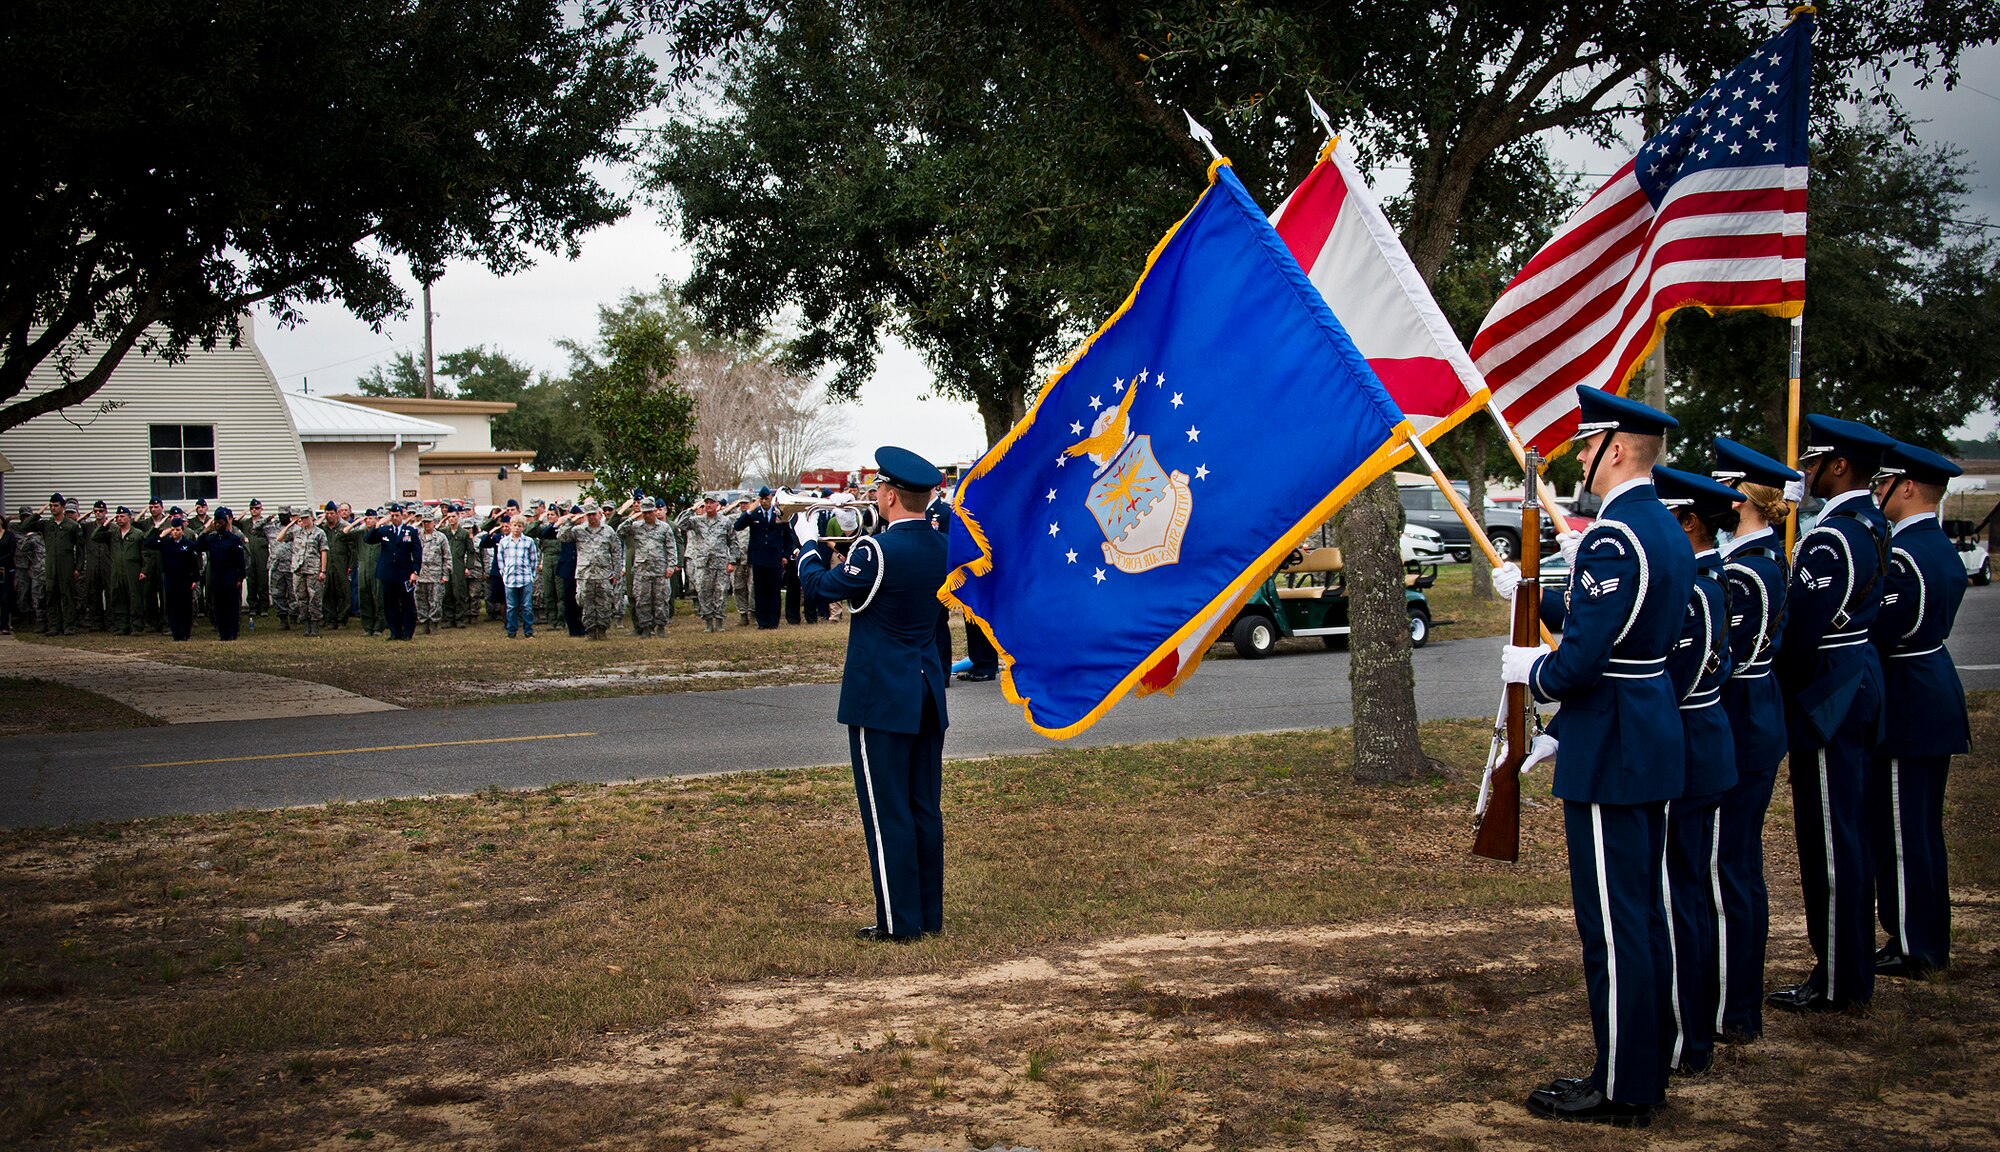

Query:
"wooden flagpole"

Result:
[[1785, 313, 1803, 555]]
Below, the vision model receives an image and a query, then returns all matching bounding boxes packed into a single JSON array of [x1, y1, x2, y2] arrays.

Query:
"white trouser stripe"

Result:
[[1819, 750, 1837, 1001], [1663, 800, 1685, 1067], [1711, 807, 1728, 1034], [1892, 759, 1909, 953], [1593, 804, 1620, 1100], [856, 727, 895, 938]]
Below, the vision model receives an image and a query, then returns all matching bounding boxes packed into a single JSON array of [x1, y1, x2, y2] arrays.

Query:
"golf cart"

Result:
[[1943, 517, 1992, 586], [1224, 529, 1441, 658]]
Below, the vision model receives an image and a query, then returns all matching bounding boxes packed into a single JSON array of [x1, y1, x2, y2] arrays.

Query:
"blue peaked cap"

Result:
[[1878, 440, 1962, 487], [1712, 437, 1799, 489], [1654, 465, 1744, 516], [876, 445, 942, 491], [1572, 387, 1677, 440], [1801, 414, 1893, 470]]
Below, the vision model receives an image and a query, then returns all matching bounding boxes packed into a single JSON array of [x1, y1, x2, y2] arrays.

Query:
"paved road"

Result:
[[9, 586, 1997, 827]]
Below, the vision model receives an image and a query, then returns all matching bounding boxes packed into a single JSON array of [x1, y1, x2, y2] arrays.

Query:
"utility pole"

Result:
[[1641, 70, 1668, 438], [422, 280, 436, 399]]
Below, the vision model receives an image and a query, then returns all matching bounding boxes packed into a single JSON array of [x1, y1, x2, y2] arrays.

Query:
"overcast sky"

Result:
[[255, 42, 2000, 464]]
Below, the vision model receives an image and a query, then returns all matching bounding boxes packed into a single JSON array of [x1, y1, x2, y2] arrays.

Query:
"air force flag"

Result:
[[943, 161, 1414, 738]]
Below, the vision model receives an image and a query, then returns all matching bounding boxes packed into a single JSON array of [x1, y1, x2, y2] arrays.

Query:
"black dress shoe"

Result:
[[1766, 982, 1851, 1014], [1524, 1085, 1651, 1128], [1874, 944, 1900, 965], [1875, 954, 1935, 980], [853, 926, 919, 943], [1531, 1077, 1591, 1102], [955, 670, 997, 682]]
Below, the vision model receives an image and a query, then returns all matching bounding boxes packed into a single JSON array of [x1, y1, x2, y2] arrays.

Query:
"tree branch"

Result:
[[1046, 0, 1209, 171]]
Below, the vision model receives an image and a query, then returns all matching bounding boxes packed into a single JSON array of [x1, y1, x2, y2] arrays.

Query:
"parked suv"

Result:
[[1398, 480, 1561, 563]]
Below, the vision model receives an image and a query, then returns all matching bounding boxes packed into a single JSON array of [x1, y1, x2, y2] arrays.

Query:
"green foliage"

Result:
[[1664, 122, 2000, 466], [2, 0, 655, 432], [573, 295, 702, 507]]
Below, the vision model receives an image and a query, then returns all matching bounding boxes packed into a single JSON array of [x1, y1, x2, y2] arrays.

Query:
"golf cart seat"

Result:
[[1276, 547, 1342, 599]]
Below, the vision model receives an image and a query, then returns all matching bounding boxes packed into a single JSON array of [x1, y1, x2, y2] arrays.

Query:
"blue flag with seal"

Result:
[[944, 160, 1415, 738]]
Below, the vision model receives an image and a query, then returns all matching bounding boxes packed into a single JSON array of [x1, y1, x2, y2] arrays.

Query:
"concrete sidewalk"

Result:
[[0, 636, 399, 723]]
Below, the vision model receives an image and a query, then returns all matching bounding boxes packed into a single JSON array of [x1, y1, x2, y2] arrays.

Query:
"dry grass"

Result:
[[0, 694, 1995, 1149], [0, 678, 162, 737], [12, 603, 852, 707]]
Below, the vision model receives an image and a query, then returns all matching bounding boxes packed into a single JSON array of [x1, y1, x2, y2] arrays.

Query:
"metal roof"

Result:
[[284, 392, 454, 442]]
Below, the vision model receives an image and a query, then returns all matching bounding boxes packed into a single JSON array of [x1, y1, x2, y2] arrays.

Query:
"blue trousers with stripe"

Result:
[[1714, 763, 1779, 1038], [848, 695, 944, 939], [1564, 800, 1671, 1107], [1868, 754, 1952, 969], [1787, 731, 1876, 1006], [1663, 793, 1724, 1073]]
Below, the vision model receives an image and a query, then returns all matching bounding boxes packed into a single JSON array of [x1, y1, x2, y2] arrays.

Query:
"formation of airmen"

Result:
[[1492, 388, 1972, 1128], [4, 484, 889, 643]]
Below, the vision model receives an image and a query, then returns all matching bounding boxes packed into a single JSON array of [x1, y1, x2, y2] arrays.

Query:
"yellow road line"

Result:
[[125, 732, 598, 770]]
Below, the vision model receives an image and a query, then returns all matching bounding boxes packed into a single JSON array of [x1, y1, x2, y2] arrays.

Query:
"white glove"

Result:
[[1520, 733, 1559, 774], [1491, 562, 1521, 600], [1783, 478, 1805, 504], [1556, 530, 1583, 568], [1501, 643, 1550, 685]]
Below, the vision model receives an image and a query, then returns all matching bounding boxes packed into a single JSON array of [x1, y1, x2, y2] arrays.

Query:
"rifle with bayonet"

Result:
[[1472, 449, 1544, 863]]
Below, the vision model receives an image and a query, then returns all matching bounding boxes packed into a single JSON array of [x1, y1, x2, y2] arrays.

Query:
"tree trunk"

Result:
[[1339, 474, 1430, 782], [973, 380, 1029, 456]]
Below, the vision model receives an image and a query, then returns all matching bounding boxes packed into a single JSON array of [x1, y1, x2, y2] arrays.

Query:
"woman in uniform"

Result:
[[144, 515, 202, 641]]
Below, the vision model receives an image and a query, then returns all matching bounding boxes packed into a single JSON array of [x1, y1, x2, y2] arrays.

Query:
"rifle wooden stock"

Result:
[[1472, 477, 1543, 863]]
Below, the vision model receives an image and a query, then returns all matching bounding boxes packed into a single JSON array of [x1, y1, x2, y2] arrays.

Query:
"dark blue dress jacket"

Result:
[[797, 519, 950, 735], [1720, 528, 1789, 774], [1871, 514, 1970, 758], [1667, 550, 1737, 798], [1778, 490, 1889, 749], [1531, 480, 1696, 805], [366, 523, 423, 584]]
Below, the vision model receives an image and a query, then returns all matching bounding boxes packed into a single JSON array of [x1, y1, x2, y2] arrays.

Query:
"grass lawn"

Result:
[[2, 693, 1995, 1150], [0, 678, 162, 737], [12, 568, 1511, 709]]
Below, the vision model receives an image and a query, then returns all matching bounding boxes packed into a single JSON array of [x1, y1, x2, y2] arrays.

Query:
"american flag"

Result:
[[1471, 14, 1812, 454]]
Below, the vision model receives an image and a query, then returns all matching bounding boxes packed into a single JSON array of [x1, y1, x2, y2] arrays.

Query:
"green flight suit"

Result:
[[101, 522, 150, 634], [352, 523, 384, 634], [321, 514, 353, 627], [25, 513, 84, 633]]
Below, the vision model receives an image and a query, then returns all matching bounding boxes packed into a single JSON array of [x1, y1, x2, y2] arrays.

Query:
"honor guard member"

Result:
[[1769, 413, 1895, 1014], [1495, 388, 1693, 1128], [797, 447, 951, 943], [1709, 438, 1801, 1043], [1867, 441, 1969, 980], [1653, 465, 1744, 1077]]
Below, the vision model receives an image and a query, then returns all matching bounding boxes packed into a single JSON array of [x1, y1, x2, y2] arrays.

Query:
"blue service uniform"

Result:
[[798, 519, 951, 939], [735, 504, 797, 630], [1868, 512, 1970, 970], [1662, 547, 1735, 1074], [1528, 477, 1695, 1108], [144, 531, 202, 641], [1777, 487, 1888, 1007], [369, 521, 423, 640], [1715, 526, 1788, 1038], [197, 526, 249, 641]]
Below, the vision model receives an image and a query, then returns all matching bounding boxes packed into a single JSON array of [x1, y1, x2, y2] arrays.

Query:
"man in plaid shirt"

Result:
[[494, 517, 542, 638]]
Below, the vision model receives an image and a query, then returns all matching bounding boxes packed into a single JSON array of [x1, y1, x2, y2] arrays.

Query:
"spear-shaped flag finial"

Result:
[[1183, 109, 1222, 162], [1306, 91, 1335, 141]]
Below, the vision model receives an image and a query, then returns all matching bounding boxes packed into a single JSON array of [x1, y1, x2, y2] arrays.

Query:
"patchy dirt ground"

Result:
[[4, 695, 1996, 1150]]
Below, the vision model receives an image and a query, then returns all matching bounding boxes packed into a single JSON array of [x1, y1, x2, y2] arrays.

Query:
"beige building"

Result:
[[331, 395, 537, 507], [283, 392, 452, 508], [0, 325, 311, 512], [518, 469, 596, 509]]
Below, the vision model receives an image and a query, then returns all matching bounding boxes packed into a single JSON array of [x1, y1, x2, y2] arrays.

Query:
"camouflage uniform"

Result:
[[265, 516, 294, 625], [729, 515, 754, 623], [677, 508, 742, 628], [243, 511, 271, 616], [414, 522, 453, 628], [617, 511, 681, 637], [286, 522, 329, 628], [14, 528, 43, 625], [559, 516, 623, 638]]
